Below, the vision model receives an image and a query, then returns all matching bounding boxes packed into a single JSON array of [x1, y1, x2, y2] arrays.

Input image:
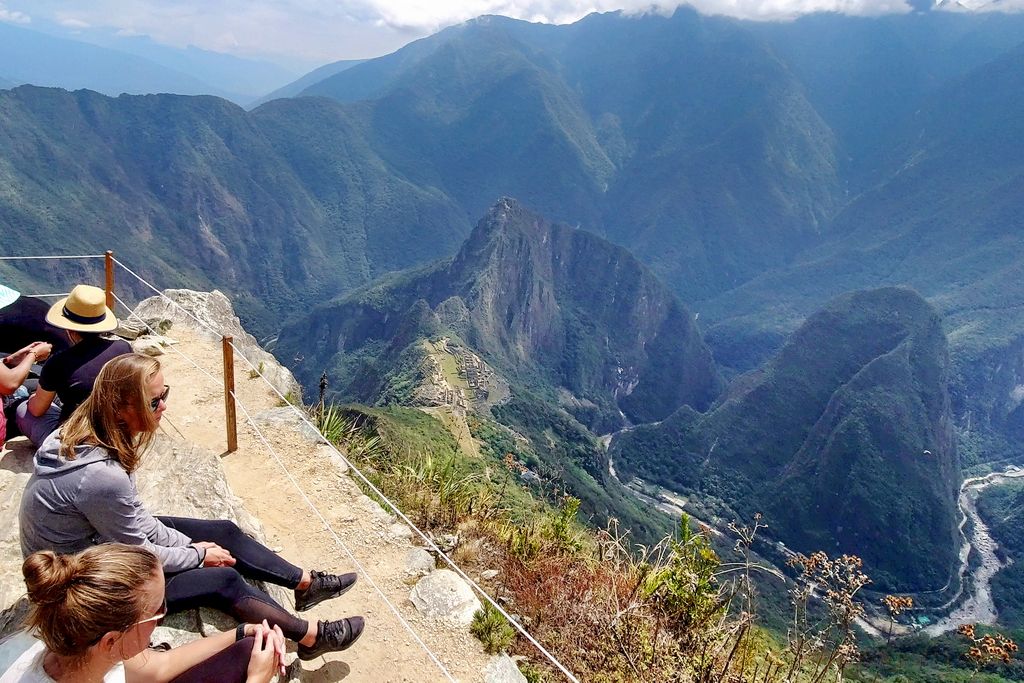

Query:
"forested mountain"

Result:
[[251, 59, 365, 107], [0, 86, 469, 333], [277, 198, 720, 425], [275, 198, 720, 538], [612, 288, 959, 591]]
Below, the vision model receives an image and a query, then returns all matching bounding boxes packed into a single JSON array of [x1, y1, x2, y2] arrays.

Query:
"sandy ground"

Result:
[[153, 327, 492, 682]]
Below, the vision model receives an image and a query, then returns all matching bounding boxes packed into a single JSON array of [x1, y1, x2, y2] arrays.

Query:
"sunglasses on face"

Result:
[[150, 385, 170, 412], [133, 596, 168, 628]]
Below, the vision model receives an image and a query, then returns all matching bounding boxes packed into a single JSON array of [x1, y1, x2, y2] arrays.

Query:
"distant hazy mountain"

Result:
[[0, 22, 303, 103], [0, 22, 230, 98], [699, 41, 1024, 465], [79, 33, 300, 103], [297, 23, 466, 103], [252, 59, 365, 107], [613, 288, 960, 591], [0, 76, 18, 89]]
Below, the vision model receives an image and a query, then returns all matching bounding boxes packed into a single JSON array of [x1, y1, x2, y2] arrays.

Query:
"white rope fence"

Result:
[[110, 257, 580, 682], [0, 254, 106, 261], [111, 292, 459, 682]]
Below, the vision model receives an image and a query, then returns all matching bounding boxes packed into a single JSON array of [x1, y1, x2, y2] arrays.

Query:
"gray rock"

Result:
[[405, 549, 435, 577], [315, 444, 348, 474], [409, 569, 482, 627], [483, 654, 528, 683], [133, 337, 165, 356], [432, 533, 460, 553], [480, 569, 500, 581], [390, 523, 414, 541], [359, 494, 396, 526], [132, 290, 301, 401], [114, 319, 146, 340], [253, 408, 326, 445], [0, 440, 36, 611]]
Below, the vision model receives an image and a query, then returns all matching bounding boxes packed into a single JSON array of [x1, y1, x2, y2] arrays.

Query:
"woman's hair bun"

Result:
[[23, 550, 78, 606]]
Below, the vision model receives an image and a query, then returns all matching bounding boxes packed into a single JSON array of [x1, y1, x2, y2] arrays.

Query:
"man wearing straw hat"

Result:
[[1, 284, 53, 448], [16, 284, 131, 446]]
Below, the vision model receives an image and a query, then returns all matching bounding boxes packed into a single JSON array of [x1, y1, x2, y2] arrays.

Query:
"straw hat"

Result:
[[0, 284, 19, 311], [46, 285, 117, 333]]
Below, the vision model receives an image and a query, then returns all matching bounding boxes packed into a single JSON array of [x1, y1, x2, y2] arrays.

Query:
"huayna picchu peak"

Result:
[[278, 198, 722, 430]]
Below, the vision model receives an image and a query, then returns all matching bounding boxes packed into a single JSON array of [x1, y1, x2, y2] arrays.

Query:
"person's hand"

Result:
[[195, 541, 236, 567], [243, 621, 286, 675], [245, 622, 285, 683], [27, 342, 51, 362]]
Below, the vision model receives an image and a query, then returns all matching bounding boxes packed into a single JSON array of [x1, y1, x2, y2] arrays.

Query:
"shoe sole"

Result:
[[297, 621, 365, 660], [295, 579, 357, 613]]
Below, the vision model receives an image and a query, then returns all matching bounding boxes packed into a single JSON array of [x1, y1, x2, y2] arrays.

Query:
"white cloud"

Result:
[[57, 16, 90, 28], [0, 2, 30, 24], [347, 0, 907, 30], [4, 0, 1019, 64]]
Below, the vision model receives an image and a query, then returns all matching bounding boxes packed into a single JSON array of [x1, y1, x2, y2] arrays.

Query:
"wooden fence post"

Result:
[[222, 336, 238, 453], [104, 251, 114, 309]]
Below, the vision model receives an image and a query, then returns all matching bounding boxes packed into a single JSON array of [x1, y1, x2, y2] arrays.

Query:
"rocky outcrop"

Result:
[[410, 569, 483, 627], [484, 654, 528, 683], [132, 289, 302, 401]]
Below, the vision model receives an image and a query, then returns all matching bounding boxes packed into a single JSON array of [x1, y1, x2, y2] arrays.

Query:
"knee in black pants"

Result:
[[206, 519, 244, 544]]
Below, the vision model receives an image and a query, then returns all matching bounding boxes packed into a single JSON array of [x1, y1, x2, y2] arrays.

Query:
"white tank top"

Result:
[[0, 638, 126, 683]]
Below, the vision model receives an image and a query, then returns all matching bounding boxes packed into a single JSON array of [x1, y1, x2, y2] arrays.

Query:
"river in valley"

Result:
[[603, 430, 1024, 638]]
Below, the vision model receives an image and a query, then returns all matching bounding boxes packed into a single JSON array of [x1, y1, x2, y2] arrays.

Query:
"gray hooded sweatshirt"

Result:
[[20, 432, 204, 573]]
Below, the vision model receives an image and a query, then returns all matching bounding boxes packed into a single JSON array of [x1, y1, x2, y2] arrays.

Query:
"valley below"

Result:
[[923, 465, 1024, 635], [609, 425, 1024, 640]]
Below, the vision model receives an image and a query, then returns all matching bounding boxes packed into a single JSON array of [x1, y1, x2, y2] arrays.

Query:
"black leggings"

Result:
[[159, 517, 310, 642], [168, 636, 254, 683]]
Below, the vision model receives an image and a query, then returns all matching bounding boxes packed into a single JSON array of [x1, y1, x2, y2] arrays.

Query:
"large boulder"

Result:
[[409, 569, 482, 627], [132, 290, 301, 401], [484, 654, 528, 683]]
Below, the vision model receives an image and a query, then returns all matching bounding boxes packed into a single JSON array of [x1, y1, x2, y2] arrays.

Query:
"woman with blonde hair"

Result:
[[1, 543, 284, 682], [20, 354, 364, 661]]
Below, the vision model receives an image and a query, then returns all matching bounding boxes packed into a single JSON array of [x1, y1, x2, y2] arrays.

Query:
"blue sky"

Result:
[[0, 0, 1005, 67]]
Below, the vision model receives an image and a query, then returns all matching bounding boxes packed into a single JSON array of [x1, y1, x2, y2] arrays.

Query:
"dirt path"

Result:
[[154, 327, 492, 682]]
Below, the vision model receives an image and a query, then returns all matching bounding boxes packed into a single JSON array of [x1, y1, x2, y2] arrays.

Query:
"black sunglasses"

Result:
[[150, 385, 170, 412]]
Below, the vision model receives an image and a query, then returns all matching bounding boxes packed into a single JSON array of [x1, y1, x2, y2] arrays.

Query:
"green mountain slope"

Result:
[[699, 43, 1024, 465], [274, 199, 720, 539], [277, 198, 721, 427], [612, 288, 960, 591], [251, 59, 365, 107], [0, 86, 469, 334], [304, 10, 843, 301]]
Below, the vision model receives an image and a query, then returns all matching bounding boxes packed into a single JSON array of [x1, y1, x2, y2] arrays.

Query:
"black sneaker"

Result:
[[295, 570, 358, 612], [298, 617, 365, 660]]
